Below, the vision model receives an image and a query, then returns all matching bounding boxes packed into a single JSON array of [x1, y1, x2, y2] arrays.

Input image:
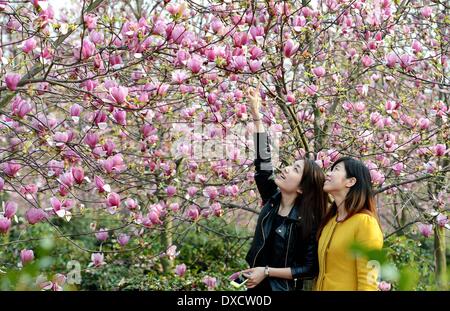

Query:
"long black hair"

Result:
[[317, 157, 380, 238], [293, 158, 328, 240]]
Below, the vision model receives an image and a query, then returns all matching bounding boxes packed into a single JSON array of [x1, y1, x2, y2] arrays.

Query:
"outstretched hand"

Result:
[[247, 85, 261, 121]]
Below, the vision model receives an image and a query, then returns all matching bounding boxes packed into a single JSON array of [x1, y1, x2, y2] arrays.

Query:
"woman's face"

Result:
[[323, 162, 353, 194], [274, 160, 304, 194]]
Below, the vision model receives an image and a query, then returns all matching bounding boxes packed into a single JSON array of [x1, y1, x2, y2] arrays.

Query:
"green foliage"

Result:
[[383, 235, 437, 290], [80, 217, 251, 290]]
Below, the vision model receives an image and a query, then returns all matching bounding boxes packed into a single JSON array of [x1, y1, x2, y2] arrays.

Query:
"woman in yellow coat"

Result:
[[314, 157, 383, 291]]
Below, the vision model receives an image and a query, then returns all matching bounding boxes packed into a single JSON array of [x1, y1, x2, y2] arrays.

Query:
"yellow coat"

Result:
[[314, 213, 383, 291]]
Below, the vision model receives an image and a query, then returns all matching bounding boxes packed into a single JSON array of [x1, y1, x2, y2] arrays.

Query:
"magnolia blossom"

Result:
[[26, 208, 47, 225], [22, 38, 37, 53], [417, 223, 433, 238], [0, 216, 11, 233], [4, 201, 18, 219], [283, 39, 299, 58], [20, 249, 34, 265], [166, 245, 179, 260], [91, 253, 105, 267], [436, 214, 448, 228], [5, 73, 21, 91], [117, 233, 130, 246], [95, 228, 109, 242], [378, 281, 391, 291], [202, 276, 217, 290], [166, 185, 177, 197], [175, 263, 187, 277]]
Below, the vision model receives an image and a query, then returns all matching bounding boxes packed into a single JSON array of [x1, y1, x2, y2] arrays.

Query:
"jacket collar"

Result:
[[268, 191, 302, 223]]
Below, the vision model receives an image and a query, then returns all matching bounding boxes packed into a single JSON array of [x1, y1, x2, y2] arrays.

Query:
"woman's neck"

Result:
[[279, 191, 297, 216], [333, 192, 347, 221]]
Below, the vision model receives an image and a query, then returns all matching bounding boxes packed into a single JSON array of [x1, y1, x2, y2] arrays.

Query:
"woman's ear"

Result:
[[345, 177, 357, 188], [297, 187, 303, 194]]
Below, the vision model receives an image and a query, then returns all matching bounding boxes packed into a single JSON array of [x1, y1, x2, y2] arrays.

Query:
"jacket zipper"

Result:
[[252, 208, 271, 268], [285, 223, 293, 290]]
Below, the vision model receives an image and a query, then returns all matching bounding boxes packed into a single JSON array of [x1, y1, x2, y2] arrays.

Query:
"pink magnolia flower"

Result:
[[91, 253, 105, 267], [0, 177, 4, 191], [50, 197, 65, 217], [48, 160, 64, 177], [113, 109, 127, 125], [370, 170, 385, 185], [354, 102, 366, 113], [59, 172, 74, 188], [124, 198, 137, 210], [418, 117, 430, 130], [175, 263, 187, 277], [417, 223, 433, 238], [166, 185, 177, 197], [305, 84, 318, 96], [203, 186, 219, 200], [249, 59, 262, 73], [166, 245, 179, 260], [361, 55, 374, 67], [233, 32, 248, 47], [4, 201, 17, 219], [283, 39, 299, 58], [20, 184, 38, 197], [169, 202, 180, 212], [392, 163, 404, 176], [36, 274, 67, 291], [202, 276, 217, 290], [106, 192, 121, 208], [378, 281, 391, 291], [312, 66, 326, 78], [436, 214, 448, 228], [211, 202, 223, 217], [71, 167, 84, 184], [103, 154, 126, 173], [425, 161, 437, 174], [84, 132, 99, 149], [187, 186, 198, 198], [385, 52, 398, 68], [233, 56, 247, 71], [433, 144, 447, 157], [249, 46, 264, 59], [3, 161, 21, 177], [420, 6, 432, 18], [53, 132, 68, 147], [20, 249, 34, 265], [11, 97, 32, 118], [103, 139, 116, 156], [117, 233, 130, 246], [95, 228, 109, 242], [411, 40, 422, 54], [187, 56, 202, 73], [84, 14, 97, 30], [186, 205, 200, 221], [94, 176, 110, 193], [171, 70, 188, 84], [81, 39, 96, 59], [399, 54, 413, 69], [145, 210, 161, 225], [211, 18, 223, 33], [5, 73, 21, 91], [110, 86, 128, 104], [26, 208, 47, 225], [22, 38, 37, 53], [0, 216, 11, 233]]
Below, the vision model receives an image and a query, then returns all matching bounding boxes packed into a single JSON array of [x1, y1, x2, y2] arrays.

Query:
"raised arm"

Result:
[[248, 87, 278, 205]]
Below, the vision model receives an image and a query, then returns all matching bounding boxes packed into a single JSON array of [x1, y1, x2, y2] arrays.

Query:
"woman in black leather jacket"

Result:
[[240, 87, 328, 291]]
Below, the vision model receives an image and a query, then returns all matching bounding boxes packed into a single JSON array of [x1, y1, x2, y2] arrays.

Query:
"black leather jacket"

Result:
[[245, 132, 319, 291]]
